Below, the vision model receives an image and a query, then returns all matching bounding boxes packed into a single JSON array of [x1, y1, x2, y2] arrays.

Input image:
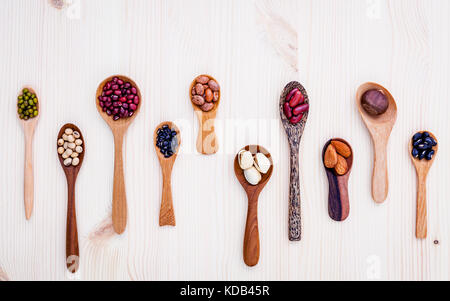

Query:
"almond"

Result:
[[334, 155, 348, 175], [331, 140, 351, 158], [324, 144, 338, 168]]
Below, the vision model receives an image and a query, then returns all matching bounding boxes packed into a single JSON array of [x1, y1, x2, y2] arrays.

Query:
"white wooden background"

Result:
[[0, 0, 449, 281]]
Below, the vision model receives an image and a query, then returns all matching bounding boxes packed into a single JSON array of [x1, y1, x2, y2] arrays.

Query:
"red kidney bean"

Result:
[[285, 88, 299, 102], [290, 113, 303, 124], [100, 77, 139, 121], [117, 79, 124, 85], [133, 96, 139, 104], [289, 90, 304, 108], [293, 103, 309, 115], [131, 87, 137, 94], [283, 102, 292, 119]]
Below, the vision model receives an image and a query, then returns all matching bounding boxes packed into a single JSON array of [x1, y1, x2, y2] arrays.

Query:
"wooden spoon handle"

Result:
[[326, 174, 350, 221], [416, 175, 427, 239], [159, 172, 175, 226], [372, 140, 388, 203], [112, 133, 127, 234], [243, 196, 260, 267], [66, 178, 79, 273], [196, 113, 218, 155], [288, 148, 302, 241], [24, 135, 34, 220]]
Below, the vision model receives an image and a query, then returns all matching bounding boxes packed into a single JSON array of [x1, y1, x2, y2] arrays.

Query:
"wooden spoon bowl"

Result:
[[356, 82, 397, 203], [234, 145, 273, 267], [189, 74, 220, 155], [154, 121, 181, 226], [279, 81, 309, 241], [322, 138, 353, 221], [96, 75, 142, 234], [409, 131, 438, 239], [18, 87, 40, 220], [57, 123, 85, 273]]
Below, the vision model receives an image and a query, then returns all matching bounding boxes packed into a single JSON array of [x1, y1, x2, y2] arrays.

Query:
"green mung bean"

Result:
[[17, 88, 38, 120]]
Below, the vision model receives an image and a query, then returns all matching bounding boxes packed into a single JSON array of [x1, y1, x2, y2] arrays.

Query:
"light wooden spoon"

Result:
[[322, 139, 353, 221], [154, 121, 181, 226], [234, 145, 273, 267], [189, 75, 220, 155], [409, 131, 438, 239], [57, 123, 85, 273], [18, 87, 40, 220], [356, 82, 397, 203], [279, 81, 309, 241], [96, 75, 142, 234]]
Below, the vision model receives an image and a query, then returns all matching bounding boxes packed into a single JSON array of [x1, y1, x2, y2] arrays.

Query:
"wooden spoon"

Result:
[[17, 87, 40, 220], [234, 145, 273, 267], [154, 121, 181, 226], [279, 81, 309, 241], [189, 75, 220, 155], [322, 139, 353, 221], [409, 131, 438, 239], [57, 123, 85, 273], [356, 82, 397, 203], [96, 75, 142, 234]]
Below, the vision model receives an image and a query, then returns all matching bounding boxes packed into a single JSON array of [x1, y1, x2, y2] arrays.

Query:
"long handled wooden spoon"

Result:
[[356, 83, 397, 203], [154, 121, 181, 226], [322, 139, 353, 221], [409, 131, 438, 239], [189, 75, 220, 155], [279, 81, 309, 241], [57, 123, 85, 273], [18, 87, 40, 220], [234, 145, 273, 267], [96, 75, 142, 234]]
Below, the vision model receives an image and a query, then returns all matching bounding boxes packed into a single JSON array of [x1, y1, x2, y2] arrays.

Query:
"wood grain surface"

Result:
[[0, 0, 449, 281]]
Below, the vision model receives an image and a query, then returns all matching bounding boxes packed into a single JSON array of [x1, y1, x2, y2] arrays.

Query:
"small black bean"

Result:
[[412, 148, 419, 158], [419, 150, 427, 160], [413, 139, 423, 147], [413, 133, 422, 141], [426, 150, 435, 160], [422, 132, 430, 139]]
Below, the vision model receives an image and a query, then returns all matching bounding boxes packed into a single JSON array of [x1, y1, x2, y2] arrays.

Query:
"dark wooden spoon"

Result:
[[57, 123, 85, 273], [234, 145, 273, 267], [322, 138, 354, 221], [279, 81, 309, 241], [153, 121, 181, 226]]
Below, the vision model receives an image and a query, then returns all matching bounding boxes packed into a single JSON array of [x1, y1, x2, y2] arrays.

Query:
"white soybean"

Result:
[[75, 139, 83, 146], [75, 146, 83, 153], [63, 158, 72, 166], [68, 143, 76, 149], [73, 131, 80, 139], [72, 158, 80, 166], [67, 135, 75, 143], [57, 147, 64, 155], [62, 134, 68, 141], [65, 128, 73, 135], [58, 139, 64, 146], [71, 152, 78, 158]]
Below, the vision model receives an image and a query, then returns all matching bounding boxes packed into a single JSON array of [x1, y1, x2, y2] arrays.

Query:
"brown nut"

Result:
[[324, 144, 338, 168], [196, 75, 210, 84], [191, 95, 205, 106], [200, 102, 214, 112], [361, 89, 389, 116], [195, 83, 204, 95], [208, 79, 220, 92], [205, 88, 213, 102], [334, 155, 348, 175], [213, 92, 219, 102], [331, 140, 351, 158]]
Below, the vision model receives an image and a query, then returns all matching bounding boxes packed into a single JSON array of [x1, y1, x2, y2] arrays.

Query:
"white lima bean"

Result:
[[63, 158, 72, 166]]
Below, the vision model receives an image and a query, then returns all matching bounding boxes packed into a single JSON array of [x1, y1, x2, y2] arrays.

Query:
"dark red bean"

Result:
[[127, 95, 134, 100], [293, 103, 309, 115], [290, 113, 303, 124], [102, 107, 107, 112], [289, 91, 304, 108], [285, 88, 299, 102], [113, 108, 119, 115], [119, 97, 126, 102], [122, 103, 129, 109], [105, 90, 113, 96], [131, 87, 137, 94], [129, 104, 137, 111], [128, 111, 134, 117], [112, 77, 118, 83], [283, 102, 292, 119], [99, 101, 104, 107], [133, 96, 139, 104], [112, 85, 119, 90], [113, 115, 120, 121], [117, 79, 123, 85], [114, 90, 121, 95], [106, 110, 112, 116], [111, 95, 118, 101]]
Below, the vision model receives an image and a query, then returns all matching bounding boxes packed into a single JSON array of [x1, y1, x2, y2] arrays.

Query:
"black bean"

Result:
[[412, 148, 419, 158], [419, 150, 427, 160], [422, 132, 430, 139], [426, 150, 435, 160], [413, 133, 422, 141], [417, 144, 431, 151], [413, 139, 423, 147]]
